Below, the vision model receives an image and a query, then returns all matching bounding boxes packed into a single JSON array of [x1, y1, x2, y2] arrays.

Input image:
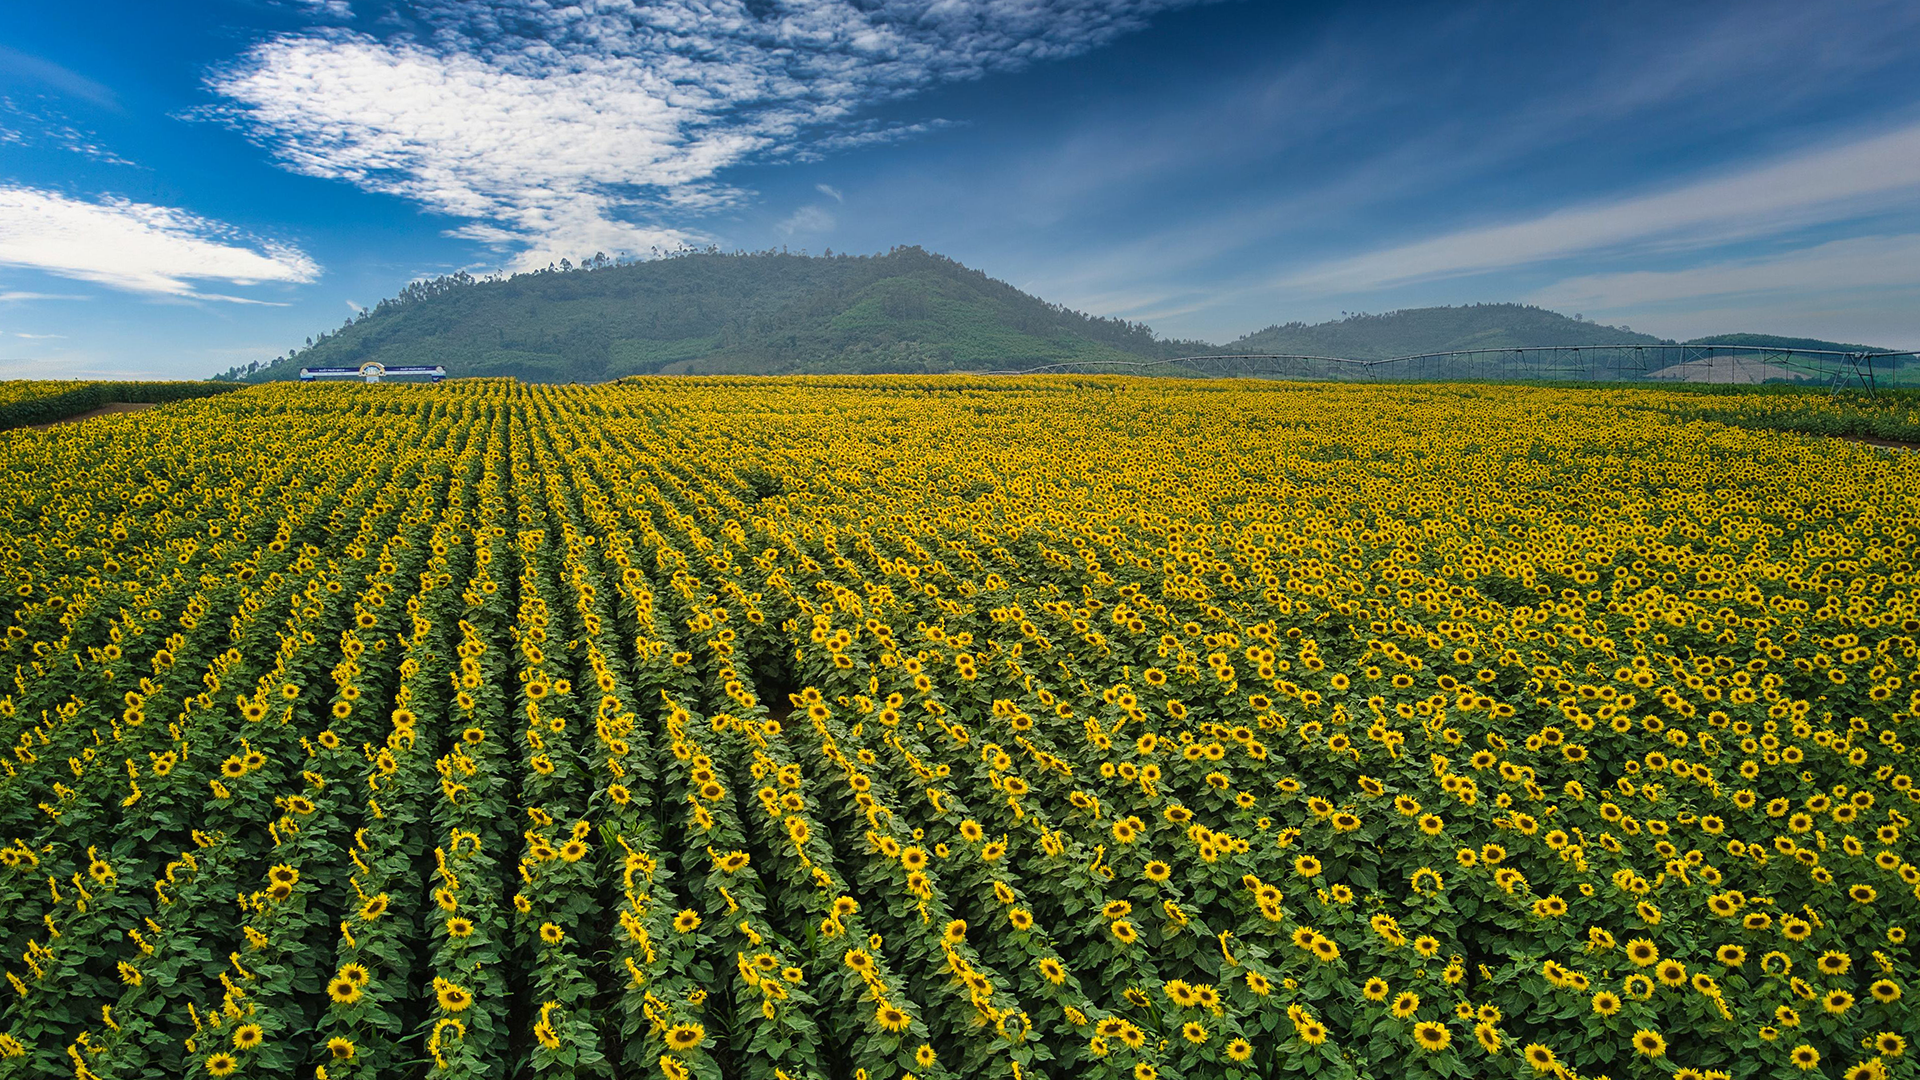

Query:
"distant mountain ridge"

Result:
[[216, 251, 1896, 382], [1215, 304, 1664, 360], [1682, 333, 1892, 353]]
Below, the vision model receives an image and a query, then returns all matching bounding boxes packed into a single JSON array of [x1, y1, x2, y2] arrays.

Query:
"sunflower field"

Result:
[[1, 377, 1916, 1080]]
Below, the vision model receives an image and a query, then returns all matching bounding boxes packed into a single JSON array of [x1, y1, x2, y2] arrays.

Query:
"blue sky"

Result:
[[3, 0, 1919, 378]]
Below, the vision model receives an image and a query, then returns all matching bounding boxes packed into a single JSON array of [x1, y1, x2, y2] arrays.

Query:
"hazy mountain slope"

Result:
[[1218, 304, 1665, 360], [1682, 332, 1891, 353]]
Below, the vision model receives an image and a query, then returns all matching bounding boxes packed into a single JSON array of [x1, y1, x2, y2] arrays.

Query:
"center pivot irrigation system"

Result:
[[988, 343, 1920, 393], [300, 362, 446, 383]]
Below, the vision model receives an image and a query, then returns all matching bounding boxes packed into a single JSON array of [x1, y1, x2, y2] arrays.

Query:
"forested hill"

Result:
[[1682, 332, 1891, 353], [220, 254, 1897, 382], [229, 247, 1202, 382], [1217, 304, 1665, 360]]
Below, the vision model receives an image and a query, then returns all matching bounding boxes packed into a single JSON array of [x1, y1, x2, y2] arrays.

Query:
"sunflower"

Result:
[[446, 917, 475, 939], [1181, 1021, 1208, 1045], [1523, 1044, 1557, 1073], [1474, 1022, 1501, 1054], [1392, 991, 1420, 1019], [1038, 957, 1067, 985], [1716, 944, 1746, 967], [360, 894, 389, 921], [1362, 977, 1390, 1002], [1625, 937, 1659, 966], [1591, 991, 1621, 1016], [1818, 950, 1851, 975], [437, 981, 473, 1012], [1413, 1022, 1450, 1052], [1226, 1037, 1253, 1062], [665, 1023, 704, 1051], [1009, 908, 1034, 930], [1870, 980, 1902, 1004], [327, 1037, 355, 1060], [874, 1003, 911, 1033], [1655, 960, 1688, 986], [1298, 1021, 1328, 1046], [206, 1053, 239, 1077], [1110, 920, 1137, 944], [327, 976, 362, 1005], [1144, 860, 1171, 882], [1790, 1045, 1820, 1071], [232, 1024, 264, 1051], [674, 909, 701, 933], [1631, 1029, 1665, 1058], [559, 840, 588, 863], [1294, 855, 1322, 877]]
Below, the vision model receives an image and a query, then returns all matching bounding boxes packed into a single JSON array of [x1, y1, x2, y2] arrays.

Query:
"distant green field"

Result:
[[0, 381, 242, 430]]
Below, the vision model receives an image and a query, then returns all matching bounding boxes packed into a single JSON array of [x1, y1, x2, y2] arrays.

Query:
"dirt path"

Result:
[[28, 402, 156, 429]]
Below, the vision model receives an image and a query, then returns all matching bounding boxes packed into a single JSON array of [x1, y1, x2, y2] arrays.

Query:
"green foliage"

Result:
[[0, 381, 242, 430], [1632, 387, 1920, 443]]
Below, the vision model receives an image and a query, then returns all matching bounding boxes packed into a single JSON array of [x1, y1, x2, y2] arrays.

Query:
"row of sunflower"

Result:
[[1, 377, 1917, 1080]]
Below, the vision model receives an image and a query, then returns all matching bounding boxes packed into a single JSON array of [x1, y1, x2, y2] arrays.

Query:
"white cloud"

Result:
[[296, 0, 352, 18], [777, 205, 836, 236], [816, 183, 845, 203], [0, 96, 138, 166], [206, 1, 1204, 264], [0, 186, 320, 300], [0, 291, 89, 302], [1280, 120, 1920, 294]]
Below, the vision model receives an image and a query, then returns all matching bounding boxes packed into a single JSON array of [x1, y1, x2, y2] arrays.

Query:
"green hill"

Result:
[[1681, 332, 1892, 353], [1215, 303, 1665, 360], [228, 247, 1203, 382], [217, 253, 1904, 382]]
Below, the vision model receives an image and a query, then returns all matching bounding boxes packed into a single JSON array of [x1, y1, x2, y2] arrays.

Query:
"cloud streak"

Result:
[[206, 1, 1207, 267], [0, 186, 319, 300], [1529, 234, 1920, 313], [1278, 120, 1920, 294]]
